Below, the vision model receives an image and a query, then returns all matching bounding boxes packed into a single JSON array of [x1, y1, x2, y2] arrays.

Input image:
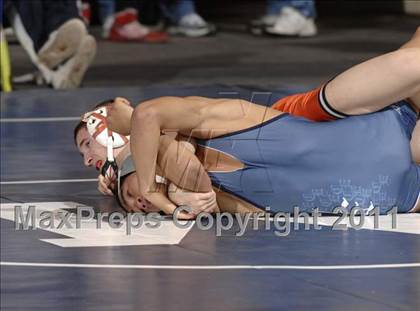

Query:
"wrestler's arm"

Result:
[[109, 97, 213, 213], [157, 135, 220, 215], [158, 135, 210, 192], [159, 135, 265, 215]]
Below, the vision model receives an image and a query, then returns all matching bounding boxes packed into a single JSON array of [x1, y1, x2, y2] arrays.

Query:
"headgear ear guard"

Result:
[[84, 106, 130, 148], [82, 106, 130, 180]]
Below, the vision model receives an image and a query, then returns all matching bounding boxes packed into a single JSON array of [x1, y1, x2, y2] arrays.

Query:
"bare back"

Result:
[[175, 96, 283, 139]]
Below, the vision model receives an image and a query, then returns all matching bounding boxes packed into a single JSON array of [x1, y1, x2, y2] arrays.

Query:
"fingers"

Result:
[[198, 195, 218, 214], [190, 191, 218, 215], [105, 105, 132, 136], [98, 174, 114, 196], [167, 189, 218, 215], [194, 191, 214, 201], [176, 211, 196, 220]]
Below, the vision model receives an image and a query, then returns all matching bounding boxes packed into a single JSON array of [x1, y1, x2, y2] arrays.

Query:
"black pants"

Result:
[[6, 0, 79, 51]]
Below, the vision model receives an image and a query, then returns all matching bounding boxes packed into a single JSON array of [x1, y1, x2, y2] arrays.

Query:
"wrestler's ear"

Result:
[[114, 97, 131, 106]]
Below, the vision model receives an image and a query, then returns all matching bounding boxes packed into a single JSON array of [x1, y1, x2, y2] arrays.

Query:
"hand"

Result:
[[106, 97, 134, 136], [168, 183, 219, 216], [98, 174, 115, 196]]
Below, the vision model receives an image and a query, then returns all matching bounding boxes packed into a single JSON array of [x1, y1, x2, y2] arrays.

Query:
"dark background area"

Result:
[[85, 0, 406, 25], [7, 0, 418, 90]]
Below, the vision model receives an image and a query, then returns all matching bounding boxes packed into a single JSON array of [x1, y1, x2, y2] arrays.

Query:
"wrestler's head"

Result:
[[118, 173, 160, 213], [74, 98, 129, 170], [117, 155, 160, 213]]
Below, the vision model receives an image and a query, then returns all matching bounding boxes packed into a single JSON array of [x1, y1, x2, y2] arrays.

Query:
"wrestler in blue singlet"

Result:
[[197, 101, 420, 214]]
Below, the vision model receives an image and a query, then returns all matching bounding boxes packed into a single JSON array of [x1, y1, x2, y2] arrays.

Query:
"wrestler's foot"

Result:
[[38, 19, 87, 69], [265, 7, 317, 37], [51, 34, 96, 89]]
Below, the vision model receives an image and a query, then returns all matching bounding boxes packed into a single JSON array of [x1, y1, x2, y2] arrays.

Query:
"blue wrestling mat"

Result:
[[1, 86, 419, 311]]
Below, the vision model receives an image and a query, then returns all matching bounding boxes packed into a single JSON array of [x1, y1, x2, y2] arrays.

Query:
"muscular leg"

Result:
[[325, 27, 420, 115]]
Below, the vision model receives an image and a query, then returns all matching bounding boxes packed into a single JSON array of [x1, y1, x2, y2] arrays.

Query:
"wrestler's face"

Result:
[[76, 126, 125, 171], [120, 173, 160, 213]]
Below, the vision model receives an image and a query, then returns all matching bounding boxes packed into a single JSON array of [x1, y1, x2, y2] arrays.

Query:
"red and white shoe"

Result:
[[103, 8, 168, 43]]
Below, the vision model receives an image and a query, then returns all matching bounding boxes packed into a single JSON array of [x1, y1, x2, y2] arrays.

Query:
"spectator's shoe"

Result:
[[265, 7, 317, 37], [38, 19, 87, 69], [249, 15, 277, 36], [105, 8, 168, 43], [168, 13, 216, 37], [51, 34, 96, 89]]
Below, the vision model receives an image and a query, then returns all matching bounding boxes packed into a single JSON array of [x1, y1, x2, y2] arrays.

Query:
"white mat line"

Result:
[[1, 178, 97, 185], [1, 262, 419, 270], [0, 117, 80, 123]]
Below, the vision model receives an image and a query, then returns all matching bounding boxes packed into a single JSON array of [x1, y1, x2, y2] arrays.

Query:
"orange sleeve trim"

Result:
[[271, 86, 337, 122]]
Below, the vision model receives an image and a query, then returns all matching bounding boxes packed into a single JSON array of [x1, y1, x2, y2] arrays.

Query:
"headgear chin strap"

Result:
[[83, 106, 130, 180]]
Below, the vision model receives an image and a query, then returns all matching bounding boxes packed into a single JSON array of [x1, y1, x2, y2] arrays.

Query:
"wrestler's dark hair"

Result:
[[73, 99, 114, 146]]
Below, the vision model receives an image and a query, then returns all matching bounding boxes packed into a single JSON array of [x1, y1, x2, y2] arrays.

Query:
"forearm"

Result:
[[158, 135, 213, 193], [130, 109, 177, 214], [129, 96, 207, 191]]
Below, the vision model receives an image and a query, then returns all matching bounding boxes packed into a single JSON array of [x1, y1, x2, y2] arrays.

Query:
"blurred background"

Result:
[[2, 0, 420, 92]]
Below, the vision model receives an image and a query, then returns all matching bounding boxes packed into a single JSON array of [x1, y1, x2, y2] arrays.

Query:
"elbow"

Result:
[[397, 49, 420, 79], [132, 103, 160, 126]]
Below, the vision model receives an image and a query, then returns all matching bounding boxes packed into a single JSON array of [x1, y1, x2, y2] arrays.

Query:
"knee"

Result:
[[395, 48, 420, 78]]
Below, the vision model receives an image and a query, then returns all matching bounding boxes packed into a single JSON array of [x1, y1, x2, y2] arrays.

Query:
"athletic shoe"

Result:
[[249, 14, 277, 36], [167, 13, 216, 37], [51, 34, 96, 89], [38, 19, 87, 69], [105, 8, 168, 43], [265, 7, 317, 37]]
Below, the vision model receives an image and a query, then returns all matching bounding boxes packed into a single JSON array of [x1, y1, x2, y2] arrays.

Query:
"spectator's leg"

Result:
[[38, 19, 87, 69], [12, 0, 87, 70], [289, 0, 316, 18], [98, 0, 116, 38], [98, 0, 116, 23], [8, 0, 96, 89], [8, 0, 47, 53], [164, 0, 195, 23], [266, 0, 286, 16], [51, 33, 96, 89]]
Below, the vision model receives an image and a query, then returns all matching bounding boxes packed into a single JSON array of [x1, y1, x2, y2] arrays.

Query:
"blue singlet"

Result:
[[197, 102, 420, 214]]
